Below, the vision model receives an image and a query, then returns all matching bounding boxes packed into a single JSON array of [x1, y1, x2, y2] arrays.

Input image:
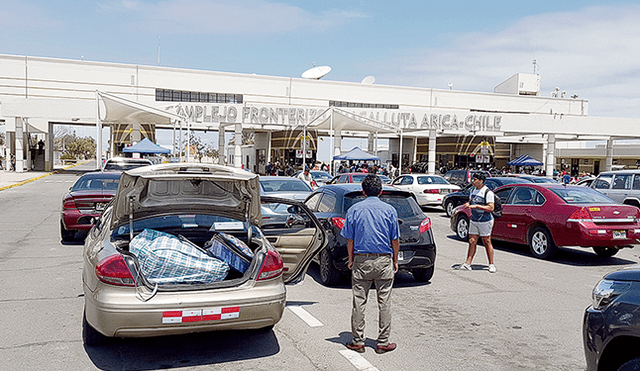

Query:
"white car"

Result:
[[391, 174, 460, 207]]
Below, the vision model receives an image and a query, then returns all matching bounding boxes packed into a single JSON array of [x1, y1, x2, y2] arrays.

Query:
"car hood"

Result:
[[110, 163, 261, 229], [604, 265, 640, 282]]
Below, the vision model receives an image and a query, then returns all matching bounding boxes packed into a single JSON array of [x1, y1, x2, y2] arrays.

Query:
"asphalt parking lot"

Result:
[[1, 164, 638, 370]]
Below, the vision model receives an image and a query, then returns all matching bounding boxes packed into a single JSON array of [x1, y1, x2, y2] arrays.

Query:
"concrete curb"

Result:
[[0, 161, 92, 192]]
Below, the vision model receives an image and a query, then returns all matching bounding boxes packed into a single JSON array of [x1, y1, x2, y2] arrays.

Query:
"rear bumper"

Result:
[[61, 210, 99, 231], [83, 279, 286, 338], [572, 223, 640, 247]]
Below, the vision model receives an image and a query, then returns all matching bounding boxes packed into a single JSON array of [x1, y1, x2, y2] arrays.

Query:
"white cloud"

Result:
[[98, 0, 365, 34], [381, 5, 640, 118]]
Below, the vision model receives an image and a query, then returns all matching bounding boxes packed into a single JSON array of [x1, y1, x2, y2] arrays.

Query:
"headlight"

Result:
[[592, 279, 631, 310]]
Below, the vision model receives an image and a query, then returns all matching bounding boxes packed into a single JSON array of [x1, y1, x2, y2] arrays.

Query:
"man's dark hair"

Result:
[[472, 172, 486, 182], [362, 174, 382, 196]]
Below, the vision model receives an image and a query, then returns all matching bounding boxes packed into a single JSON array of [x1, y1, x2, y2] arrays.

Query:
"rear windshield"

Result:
[[417, 176, 448, 185], [311, 172, 332, 181], [72, 174, 120, 191], [344, 193, 423, 218], [550, 187, 615, 204], [260, 179, 312, 192], [104, 161, 151, 171], [351, 174, 367, 183]]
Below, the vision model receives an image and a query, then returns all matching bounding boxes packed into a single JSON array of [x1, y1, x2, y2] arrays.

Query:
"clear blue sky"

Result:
[[2, 1, 640, 159]]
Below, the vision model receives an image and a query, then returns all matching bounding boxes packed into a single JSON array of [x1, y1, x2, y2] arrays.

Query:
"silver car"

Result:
[[82, 163, 326, 345]]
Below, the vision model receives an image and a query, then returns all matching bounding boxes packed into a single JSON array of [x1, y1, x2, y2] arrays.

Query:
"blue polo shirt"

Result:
[[340, 196, 400, 254]]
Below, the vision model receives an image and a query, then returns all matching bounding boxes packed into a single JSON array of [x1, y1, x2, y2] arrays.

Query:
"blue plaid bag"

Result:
[[129, 229, 229, 284], [205, 233, 253, 273]]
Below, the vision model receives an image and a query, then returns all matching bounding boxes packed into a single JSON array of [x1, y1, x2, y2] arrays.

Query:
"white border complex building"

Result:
[[1, 53, 639, 174]]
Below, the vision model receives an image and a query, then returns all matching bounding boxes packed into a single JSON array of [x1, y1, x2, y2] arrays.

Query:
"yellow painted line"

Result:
[[0, 161, 91, 192]]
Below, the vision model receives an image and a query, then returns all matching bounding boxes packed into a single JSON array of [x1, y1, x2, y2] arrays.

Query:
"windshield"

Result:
[[260, 179, 312, 192], [417, 176, 448, 185], [351, 174, 367, 183], [112, 214, 259, 239], [311, 171, 332, 181], [344, 193, 423, 218], [71, 174, 120, 191], [104, 161, 151, 171], [550, 187, 616, 204]]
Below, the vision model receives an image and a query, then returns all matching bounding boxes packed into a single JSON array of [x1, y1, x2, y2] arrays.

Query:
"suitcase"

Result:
[[205, 232, 254, 273]]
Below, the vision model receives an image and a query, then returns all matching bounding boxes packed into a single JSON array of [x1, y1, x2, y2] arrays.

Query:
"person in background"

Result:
[[342, 174, 399, 354], [297, 166, 313, 187]]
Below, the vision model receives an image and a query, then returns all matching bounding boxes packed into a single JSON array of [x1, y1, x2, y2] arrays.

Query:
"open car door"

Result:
[[260, 196, 327, 284]]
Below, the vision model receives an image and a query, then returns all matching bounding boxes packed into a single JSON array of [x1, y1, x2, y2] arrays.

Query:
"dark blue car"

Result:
[[304, 184, 436, 286], [441, 177, 533, 217]]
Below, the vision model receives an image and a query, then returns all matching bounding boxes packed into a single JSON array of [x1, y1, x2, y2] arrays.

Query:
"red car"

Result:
[[60, 171, 121, 241], [450, 184, 640, 259]]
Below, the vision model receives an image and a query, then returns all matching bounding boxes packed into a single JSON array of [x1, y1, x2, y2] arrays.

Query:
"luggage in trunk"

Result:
[[204, 232, 254, 273], [129, 228, 230, 284]]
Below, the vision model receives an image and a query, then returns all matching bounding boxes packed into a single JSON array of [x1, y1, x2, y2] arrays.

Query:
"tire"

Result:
[[455, 215, 469, 241], [593, 246, 619, 257], [529, 227, 557, 259], [82, 310, 107, 346], [412, 266, 435, 282], [60, 221, 75, 242], [445, 200, 456, 217], [618, 357, 640, 371], [319, 248, 341, 286]]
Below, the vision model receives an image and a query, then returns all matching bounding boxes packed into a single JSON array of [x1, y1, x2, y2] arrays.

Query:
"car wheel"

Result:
[[455, 215, 469, 241], [445, 200, 456, 217], [319, 248, 341, 286], [412, 266, 434, 282], [618, 357, 640, 371], [82, 310, 107, 346], [529, 227, 557, 259], [60, 221, 75, 241], [593, 246, 619, 257]]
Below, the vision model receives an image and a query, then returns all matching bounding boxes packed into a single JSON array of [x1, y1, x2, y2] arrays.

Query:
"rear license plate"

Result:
[[613, 230, 626, 239], [95, 203, 106, 212]]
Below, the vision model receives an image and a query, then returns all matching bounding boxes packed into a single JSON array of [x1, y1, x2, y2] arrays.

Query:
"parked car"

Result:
[[590, 170, 640, 208], [441, 177, 533, 217], [259, 176, 313, 228], [576, 177, 596, 187], [304, 184, 436, 286], [583, 265, 640, 371], [81, 163, 326, 345], [101, 157, 153, 172], [328, 173, 391, 185], [505, 174, 559, 183], [294, 170, 333, 188], [60, 171, 122, 241], [443, 169, 492, 188], [391, 173, 460, 208], [450, 184, 640, 259]]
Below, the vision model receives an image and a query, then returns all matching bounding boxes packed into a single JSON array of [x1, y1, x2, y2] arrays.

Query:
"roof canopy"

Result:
[[507, 154, 543, 166], [122, 137, 171, 154], [333, 147, 380, 161]]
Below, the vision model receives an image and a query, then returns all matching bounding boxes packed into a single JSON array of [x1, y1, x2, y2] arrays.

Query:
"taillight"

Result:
[[568, 207, 592, 221], [332, 217, 345, 229], [423, 189, 439, 194], [419, 217, 432, 233], [257, 249, 283, 281], [63, 196, 77, 210], [95, 255, 135, 286]]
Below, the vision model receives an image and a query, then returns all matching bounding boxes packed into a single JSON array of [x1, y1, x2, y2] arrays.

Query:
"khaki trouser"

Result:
[[351, 254, 394, 346]]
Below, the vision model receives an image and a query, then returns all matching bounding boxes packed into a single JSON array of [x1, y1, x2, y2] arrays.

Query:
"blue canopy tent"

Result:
[[122, 138, 171, 154], [333, 147, 380, 161], [507, 154, 543, 166]]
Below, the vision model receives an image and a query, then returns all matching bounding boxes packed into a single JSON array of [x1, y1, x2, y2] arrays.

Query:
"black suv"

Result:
[[583, 265, 640, 371], [443, 169, 492, 188], [304, 184, 437, 286]]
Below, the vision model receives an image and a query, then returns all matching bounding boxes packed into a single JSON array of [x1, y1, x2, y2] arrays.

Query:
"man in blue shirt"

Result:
[[341, 175, 400, 354]]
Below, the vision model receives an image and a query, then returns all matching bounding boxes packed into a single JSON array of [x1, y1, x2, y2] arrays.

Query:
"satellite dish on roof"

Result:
[[302, 65, 331, 79], [361, 75, 376, 84]]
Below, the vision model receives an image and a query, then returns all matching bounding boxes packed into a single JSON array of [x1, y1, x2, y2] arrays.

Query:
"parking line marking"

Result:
[[339, 349, 379, 371], [287, 305, 324, 327]]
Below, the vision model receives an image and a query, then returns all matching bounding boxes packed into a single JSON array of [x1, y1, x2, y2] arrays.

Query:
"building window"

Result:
[[155, 88, 243, 103]]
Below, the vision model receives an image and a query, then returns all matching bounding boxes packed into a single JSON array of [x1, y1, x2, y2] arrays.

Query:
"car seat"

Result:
[[513, 189, 533, 204]]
